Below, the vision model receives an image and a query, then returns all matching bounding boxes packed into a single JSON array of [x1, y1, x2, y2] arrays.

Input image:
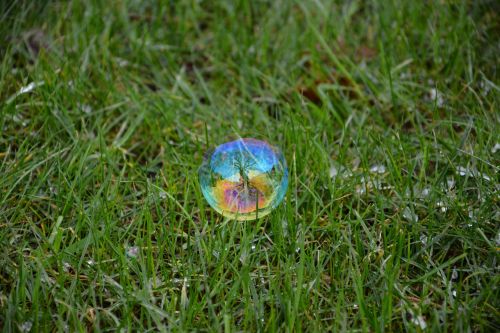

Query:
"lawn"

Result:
[[1, 0, 499, 331]]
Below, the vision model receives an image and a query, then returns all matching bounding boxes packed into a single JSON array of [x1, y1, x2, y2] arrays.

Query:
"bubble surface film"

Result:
[[199, 138, 288, 221]]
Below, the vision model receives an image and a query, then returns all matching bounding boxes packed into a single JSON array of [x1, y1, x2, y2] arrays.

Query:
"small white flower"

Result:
[[456, 166, 491, 181], [172, 278, 184, 285], [329, 165, 338, 178], [491, 143, 500, 154], [447, 178, 455, 190], [41, 274, 55, 285], [212, 250, 220, 259], [420, 234, 428, 246], [468, 207, 477, 223], [437, 201, 448, 212], [20, 321, 33, 332], [7, 81, 45, 104], [239, 252, 247, 264], [451, 268, 458, 280], [330, 164, 352, 178], [411, 315, 427, 330], [63, 262, 72, 272], [116, 58, 129, 67], [19, 81, 44, 95], [86, 258, 95, 266], [126, 246, 139, 258], [79, 104, 92, 114], [456, 166, 471, 177], [479, 80, 492, 96], [403, 207, 419, 223], [400, 72, 411, 79], [181, 278, 189, 309], [148, 276, 163, 288], [356, 176, 388, 194], [370, 164, 386, 174], [355, 186, 365, 195], [429, 88, 444, 107], [281, 219, 289, 237]]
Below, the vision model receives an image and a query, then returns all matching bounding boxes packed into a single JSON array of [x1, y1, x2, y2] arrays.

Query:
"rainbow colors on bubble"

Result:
[[199, 138, 288, 221]]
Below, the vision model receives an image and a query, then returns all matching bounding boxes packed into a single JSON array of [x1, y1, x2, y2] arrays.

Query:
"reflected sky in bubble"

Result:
[[199, 138, 288, 221]]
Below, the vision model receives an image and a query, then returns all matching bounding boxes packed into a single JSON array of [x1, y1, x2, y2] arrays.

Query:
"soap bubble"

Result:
[[199, 138, 288, 221]]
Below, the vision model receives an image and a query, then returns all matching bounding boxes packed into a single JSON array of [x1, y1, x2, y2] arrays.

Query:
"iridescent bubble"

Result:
[[199, 138, 288, 221]]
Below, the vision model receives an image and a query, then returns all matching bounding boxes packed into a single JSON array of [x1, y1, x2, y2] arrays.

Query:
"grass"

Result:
[[0, 0, 499, 331]]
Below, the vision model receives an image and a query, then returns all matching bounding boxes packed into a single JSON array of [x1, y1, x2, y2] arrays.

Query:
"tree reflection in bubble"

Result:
[[199, 138, 288, 221]]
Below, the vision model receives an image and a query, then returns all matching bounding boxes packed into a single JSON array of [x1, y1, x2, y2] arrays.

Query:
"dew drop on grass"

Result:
[[199, 138, 288, 221]]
